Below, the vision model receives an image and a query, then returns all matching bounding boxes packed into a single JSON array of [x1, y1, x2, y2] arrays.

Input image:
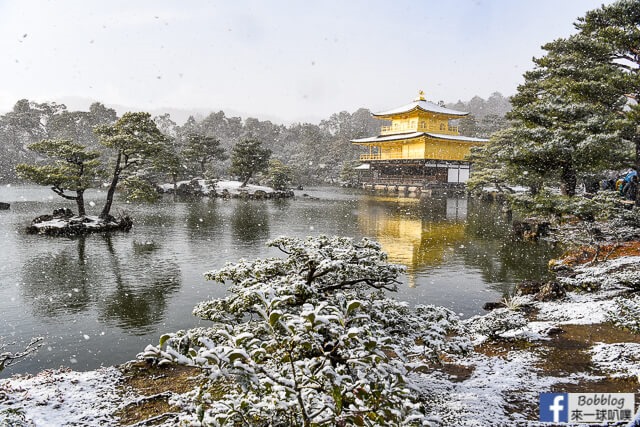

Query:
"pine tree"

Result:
[[16, 139, 101, 216], [266, 159, 293, 190], [575, 0, 640, 200], [472, 35, 628, 196], [229, 138, 271, 187], [94, 112, 168, 219], [182, 133, 227, 178]]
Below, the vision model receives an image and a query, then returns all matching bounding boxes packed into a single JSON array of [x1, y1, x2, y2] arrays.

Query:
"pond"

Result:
[[0, 185, 559, 377]]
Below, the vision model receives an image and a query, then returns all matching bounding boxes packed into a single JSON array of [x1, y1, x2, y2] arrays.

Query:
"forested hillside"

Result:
[[448, 92, 511, 138], [0, 95, 510, 185]]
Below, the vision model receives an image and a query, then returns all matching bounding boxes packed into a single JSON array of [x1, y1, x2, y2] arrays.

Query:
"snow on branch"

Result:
[[141, 235, 470, 426], [0, 337, 44, 372]]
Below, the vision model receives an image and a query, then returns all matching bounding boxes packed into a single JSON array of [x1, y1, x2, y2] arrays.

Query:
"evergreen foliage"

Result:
[[229, 138, 272, 187], [470, 20, 632, 197], [15, 139, 101, 216], [141, 236, 469, 426], [339, 160, 360, 187], [576, 0, 640, 174], [94, 112, 168, 218], [470, 0, 640, 205], [182, 133, 228, 178], [266, 159, 293, 191]]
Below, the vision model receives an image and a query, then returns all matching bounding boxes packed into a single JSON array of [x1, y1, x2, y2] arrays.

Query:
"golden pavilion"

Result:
[[351, 91, 488, 189]]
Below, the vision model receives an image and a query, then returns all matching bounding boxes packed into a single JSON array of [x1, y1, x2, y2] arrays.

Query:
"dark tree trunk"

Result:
[[200, 160, 207, 178], [560, 162, 577, 197], [240, 174, 252, 188], [76, 190, 86, 216], [100, 151, 122, 219]]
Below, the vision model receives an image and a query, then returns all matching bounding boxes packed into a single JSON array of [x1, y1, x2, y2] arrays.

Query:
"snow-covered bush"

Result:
[[508, 190, 639, 224], [607, 294, 640, 333], [464, 308, 529, 340], [141, 235, 469, 426], [557, 256, 640, 292]]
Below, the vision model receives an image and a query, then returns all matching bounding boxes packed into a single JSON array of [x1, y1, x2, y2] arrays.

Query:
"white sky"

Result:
[[0, 0, 616, 123]]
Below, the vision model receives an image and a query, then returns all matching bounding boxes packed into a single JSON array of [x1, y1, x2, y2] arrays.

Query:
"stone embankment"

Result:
[[26, 208, 132, 236], [160, 178, 294, 200]]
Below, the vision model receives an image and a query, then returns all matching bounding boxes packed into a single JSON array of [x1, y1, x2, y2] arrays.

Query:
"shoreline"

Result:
[[1, 220, 639, 425]]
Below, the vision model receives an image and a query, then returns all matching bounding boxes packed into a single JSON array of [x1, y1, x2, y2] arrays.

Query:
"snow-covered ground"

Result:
[[0, 367, 122, 426], [159, 179, 276, 195]]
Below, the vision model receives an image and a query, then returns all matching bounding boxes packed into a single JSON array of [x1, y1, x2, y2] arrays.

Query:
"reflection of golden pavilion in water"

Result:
[[359, 197, 467, 287]]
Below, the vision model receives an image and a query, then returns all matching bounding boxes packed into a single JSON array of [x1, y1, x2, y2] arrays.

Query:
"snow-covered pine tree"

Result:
[[576, 0, 640, 203], [141, 235, 469, 426], [470, 35, 629, 197], [94, 112, 169, 217], [16, 139, 101, 216], [229, 138, 271, 188]]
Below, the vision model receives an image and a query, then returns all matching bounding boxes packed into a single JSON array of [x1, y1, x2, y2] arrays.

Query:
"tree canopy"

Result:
[[16, 139, 101, 216], [94, 112, 169, 218], [470, 1, 636, 198], [182, 133, 227, 178], [576, 0, 640, 173], [229, 138, 272, 187]]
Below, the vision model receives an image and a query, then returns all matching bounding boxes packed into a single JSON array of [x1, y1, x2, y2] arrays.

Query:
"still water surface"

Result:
[[0, 186, 558, 377]]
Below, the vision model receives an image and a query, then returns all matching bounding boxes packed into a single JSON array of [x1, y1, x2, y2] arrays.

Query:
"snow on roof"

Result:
[[351, 132, 488, 144], [373, 99, 468, 117], [351, 132, 425, 144]]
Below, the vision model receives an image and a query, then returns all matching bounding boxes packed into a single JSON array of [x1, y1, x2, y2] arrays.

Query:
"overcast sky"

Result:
[[0, 0, 616, 123]]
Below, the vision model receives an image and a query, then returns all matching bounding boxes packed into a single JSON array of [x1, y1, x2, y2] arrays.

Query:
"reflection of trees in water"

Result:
[[462, 199, 561, 293], [231, 201, 269, 243], [21, 237, 95, 317], [99, 273, 180, 336], [461, 238, 560, 296], [133, 211, 176, 228], [271, 198, 291, 211], [185, 199, 223, 238], [20, 234, 181, 335], [97, 236, 181, 335]]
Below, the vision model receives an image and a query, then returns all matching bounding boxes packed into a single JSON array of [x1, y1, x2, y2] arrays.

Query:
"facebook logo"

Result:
[[540, 393, 568, 422]]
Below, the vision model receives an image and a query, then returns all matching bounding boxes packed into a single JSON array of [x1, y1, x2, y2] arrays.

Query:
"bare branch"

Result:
[[321, 277, 399, 292], [0, 337, 43, 371], [51, 185, 77, 201]]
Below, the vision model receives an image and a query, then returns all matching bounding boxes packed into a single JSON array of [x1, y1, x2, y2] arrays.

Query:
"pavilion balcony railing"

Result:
[[360, 176, 441, 186], [380, 123, 459, 135], [360, 153, 405, 161]]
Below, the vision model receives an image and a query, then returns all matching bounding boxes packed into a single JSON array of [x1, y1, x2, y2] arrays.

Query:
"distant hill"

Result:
[[446, 92, 512, 138], [44, 96, 314, 125], [447, 92, 512, 119]]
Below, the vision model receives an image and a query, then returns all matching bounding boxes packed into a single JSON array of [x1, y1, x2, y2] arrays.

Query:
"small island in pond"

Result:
[[159, 178, 294, 199], [26, 208, 132, 236], [26, 178, 294, 236]]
